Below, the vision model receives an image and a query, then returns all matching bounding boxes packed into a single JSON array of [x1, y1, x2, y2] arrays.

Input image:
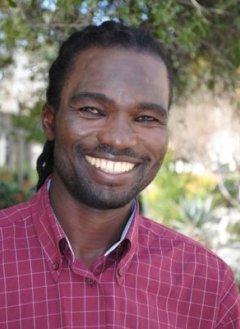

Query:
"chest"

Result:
[[0, 254, 218, 329]]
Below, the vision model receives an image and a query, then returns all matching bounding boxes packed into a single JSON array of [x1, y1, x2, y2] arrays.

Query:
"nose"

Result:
[[96, 115, 137, 150]]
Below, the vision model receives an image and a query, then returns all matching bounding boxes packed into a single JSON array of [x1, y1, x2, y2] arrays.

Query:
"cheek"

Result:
[[142, 129, 169, 161], [55, 115, 94, 143]]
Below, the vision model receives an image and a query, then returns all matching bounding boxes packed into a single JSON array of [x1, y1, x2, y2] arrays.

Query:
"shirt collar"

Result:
[[103, 199, 136, 256], [46, 178, 136, 259], [31, 178, 140, 282]]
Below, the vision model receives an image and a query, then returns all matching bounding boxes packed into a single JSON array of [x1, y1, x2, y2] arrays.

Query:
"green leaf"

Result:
[[7, 0, 16, 7]]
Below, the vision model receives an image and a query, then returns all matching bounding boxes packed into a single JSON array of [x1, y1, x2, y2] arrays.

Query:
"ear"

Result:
[[42, 104, 56, 141]]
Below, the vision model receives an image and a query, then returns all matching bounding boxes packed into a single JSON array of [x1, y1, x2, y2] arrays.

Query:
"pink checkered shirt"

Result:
[[0, 182, 239, 328]]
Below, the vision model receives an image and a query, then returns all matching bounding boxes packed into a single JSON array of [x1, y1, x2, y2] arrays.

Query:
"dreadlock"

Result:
[[36, 20, 173, 190], [36, 140, 54, 190]]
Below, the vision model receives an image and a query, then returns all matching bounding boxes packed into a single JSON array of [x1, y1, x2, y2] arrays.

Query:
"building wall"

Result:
[[0, 111, 39, 182]]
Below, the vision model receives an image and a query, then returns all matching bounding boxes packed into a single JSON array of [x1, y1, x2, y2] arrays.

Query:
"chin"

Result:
[[70, 186, 135, 209]]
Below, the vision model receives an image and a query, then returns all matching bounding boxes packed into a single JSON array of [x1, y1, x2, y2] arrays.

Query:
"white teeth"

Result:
[[85, 156, 135, 174], [95, 158, 101, 168]]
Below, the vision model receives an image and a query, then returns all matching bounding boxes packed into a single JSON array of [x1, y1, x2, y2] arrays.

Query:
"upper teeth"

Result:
[[86, 156, 135, 174]]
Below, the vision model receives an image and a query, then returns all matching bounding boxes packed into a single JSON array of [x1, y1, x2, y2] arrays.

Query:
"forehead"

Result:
[[61, 47, 169, 109]]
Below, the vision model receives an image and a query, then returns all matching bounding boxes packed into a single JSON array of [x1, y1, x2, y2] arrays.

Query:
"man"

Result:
[[0, 21, 239, 328]]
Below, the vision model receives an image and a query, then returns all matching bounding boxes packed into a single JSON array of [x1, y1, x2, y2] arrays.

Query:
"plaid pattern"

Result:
[[0, 182, 239, 328]]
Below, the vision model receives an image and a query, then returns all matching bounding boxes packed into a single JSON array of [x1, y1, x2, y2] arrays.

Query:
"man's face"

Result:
[[45, 47, 170, 209]]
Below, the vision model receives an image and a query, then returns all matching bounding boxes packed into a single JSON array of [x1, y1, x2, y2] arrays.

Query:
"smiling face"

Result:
[[43, 47, 170, 209]]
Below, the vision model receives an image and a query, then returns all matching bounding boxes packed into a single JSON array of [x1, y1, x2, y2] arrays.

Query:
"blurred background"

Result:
[[0, 0, 239, 284]]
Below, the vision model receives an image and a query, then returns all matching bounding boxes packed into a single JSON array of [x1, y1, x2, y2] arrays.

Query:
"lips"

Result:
[[85, 155, 135, 174]]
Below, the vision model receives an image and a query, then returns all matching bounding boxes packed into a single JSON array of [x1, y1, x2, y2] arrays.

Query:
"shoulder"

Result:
[[137, 215, 240, 306], [138, 214, 210, 251], [0, 200, 32, 228], [137, 214, 232, 277], [0, 200, 35, 260], [136, 216, 240, 326]]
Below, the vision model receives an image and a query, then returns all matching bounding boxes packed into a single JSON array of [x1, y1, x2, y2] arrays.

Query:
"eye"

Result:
[[136, 115, 158, 122], [137, 115, 167, 125], [77, 106, 105, 118], [135, 114, 168, 127]]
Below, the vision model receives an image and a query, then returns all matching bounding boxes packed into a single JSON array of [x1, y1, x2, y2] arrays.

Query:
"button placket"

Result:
[[52, 260, 60, 270], [116, 267, 125, 286], [117, 267, 123, 277], [85, 277, 96, 286]]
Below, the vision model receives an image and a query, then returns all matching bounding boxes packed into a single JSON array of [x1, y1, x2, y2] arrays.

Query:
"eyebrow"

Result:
[[70, 92, 114, 106], [138, 102, 168, 117], [70, 91, 168, 115]]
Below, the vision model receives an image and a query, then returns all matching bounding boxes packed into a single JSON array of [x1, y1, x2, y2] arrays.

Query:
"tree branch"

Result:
[[217, 175, 240, 210], [177, 0, 235, 16]]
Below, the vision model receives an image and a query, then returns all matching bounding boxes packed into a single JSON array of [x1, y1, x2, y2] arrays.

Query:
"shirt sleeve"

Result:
[[215, 266, 240, 329]]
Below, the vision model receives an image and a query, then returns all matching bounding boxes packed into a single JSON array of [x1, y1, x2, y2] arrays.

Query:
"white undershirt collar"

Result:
[[47, 180, 136, 258]]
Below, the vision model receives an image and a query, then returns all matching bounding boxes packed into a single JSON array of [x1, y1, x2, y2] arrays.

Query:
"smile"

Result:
[[85, 155, 135, 174]]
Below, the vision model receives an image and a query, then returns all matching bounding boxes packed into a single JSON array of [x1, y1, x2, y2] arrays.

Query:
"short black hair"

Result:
[[37, 20, 173, 190], [47, 20, 173, 110]]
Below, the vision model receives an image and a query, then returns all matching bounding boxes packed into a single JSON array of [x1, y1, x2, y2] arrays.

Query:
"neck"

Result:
[[49, 174, 132, 267]]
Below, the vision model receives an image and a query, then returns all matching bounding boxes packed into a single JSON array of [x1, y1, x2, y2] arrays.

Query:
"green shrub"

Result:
[[0, 180, 34, 209], [142, 153, 217, 224]]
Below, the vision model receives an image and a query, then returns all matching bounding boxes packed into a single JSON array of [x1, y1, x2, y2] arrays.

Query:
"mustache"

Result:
[[76, 144, 148, 161]]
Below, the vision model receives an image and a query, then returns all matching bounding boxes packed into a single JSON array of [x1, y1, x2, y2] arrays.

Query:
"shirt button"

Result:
[[117, 268, 123, 277], [85, 277, 95, 286], [52, 260, 60, 270]]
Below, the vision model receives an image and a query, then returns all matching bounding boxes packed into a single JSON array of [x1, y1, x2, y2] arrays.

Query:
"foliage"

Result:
[[0, 180, 34, 208], [212, 173, 240, 210], [142, 152, 218, 224], [143, 153, 240, 224], [171, 196, 223, 250], [12, 101, 45, 143], [227, 222, 240, 242], [1, 0, 239, 93], [0, 0, 240, 141], [0, 169, 35, 209], [142, 154, 240, 282]]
